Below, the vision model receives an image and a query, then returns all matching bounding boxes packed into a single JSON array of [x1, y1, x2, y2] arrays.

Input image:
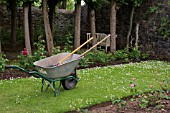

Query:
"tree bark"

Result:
[[28, 2, 33, 48], [48, 0, 56, 32], [135, 22, 140, 50], [90, 9, 96, 50], [42, 0, 54, 56], [127, 5, 135, 51], [74, 0, 81, 49], [23, 2, 32, 55], [110, 0, 117, 52], [10, 0, 17, 48]]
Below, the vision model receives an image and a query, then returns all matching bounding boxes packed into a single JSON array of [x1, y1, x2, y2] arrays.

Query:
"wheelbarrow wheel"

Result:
[[61, 74, 78, 90]]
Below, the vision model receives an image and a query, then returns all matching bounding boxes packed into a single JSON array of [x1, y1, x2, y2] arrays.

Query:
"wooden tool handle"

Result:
[[57, 37, 93, 65], [80, 34, 111, 57]]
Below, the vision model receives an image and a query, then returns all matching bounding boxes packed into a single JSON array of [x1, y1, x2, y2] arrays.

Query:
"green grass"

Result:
[[0, 60, 169, 113]]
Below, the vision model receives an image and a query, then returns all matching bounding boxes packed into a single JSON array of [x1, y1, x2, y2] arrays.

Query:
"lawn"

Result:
[[0, 60, 169, 113]]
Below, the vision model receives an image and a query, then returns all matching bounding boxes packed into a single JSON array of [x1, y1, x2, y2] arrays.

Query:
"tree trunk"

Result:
[[135, 22, 140, 50], [48, 0, 56, 32], [42, 0, 54, 56], [110, 0, 117, 52], [10, 0, 17, 48], [127, 5, 135, 51], [28, 2, 33, 48], [90, 9, 96, 50], [23, 2, 32, 55], [74, 0, 81, 49]]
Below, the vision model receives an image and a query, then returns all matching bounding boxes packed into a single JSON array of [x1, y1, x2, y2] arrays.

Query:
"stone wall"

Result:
[[0, 5, 74, 50]]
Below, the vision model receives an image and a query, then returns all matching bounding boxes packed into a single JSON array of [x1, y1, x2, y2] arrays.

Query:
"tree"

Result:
[[110, 0, 117, 52], [23, 2, 32, 54], [42, 0, 54, 56], [84, 0, 102, 50], [74, 0, 81, 49], [126, 0, 142, 51], [28, 1, 33, 48], [7, 0, 17, 48], [48, 0, 59, 31]]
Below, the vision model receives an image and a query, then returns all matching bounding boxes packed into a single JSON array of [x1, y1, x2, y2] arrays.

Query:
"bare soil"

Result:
[[1, 55, 170, 113]]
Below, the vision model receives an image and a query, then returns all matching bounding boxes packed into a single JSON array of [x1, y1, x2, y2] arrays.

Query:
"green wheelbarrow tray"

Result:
[[5, 53, 82, 97]]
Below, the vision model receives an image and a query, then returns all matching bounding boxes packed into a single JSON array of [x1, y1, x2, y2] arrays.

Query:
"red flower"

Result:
[[22, 48, 28, 56]]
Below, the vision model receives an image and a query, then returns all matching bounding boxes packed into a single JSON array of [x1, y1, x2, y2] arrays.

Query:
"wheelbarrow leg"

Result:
[[53, 82, 57, 97], [41, 79, 45, 92], [57, 81, 62, 96]]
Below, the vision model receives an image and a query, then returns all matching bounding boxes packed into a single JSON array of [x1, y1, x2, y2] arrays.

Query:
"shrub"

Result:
[[33, 36, 46, 61], [0, 53, 8, 71], [129, 48, 141, 61], [114, 48, 129, 60], [79, 51, 115, 68], [17, 49, 34, 69], [17, 36, 46, 69]]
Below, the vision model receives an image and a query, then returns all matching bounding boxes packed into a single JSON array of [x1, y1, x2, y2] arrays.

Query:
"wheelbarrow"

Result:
[[5, 34, 111, 96]]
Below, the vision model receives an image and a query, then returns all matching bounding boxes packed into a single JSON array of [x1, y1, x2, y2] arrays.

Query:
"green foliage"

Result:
[[66, 0, 75, 10], [114, 48, 129, 60], [133, 0, 142, 7], [143, 5, 160, 20], [137, 90, 169, 109], [17, 51, 34, 69], [52, 33, 73, 55], [161, 77, 170, 91], [158, 17, 170, 38], [0, 53, 8, 71], [33, 36, 46, 61], [79, 48, 149, 68], [112, 98, 127, 109], [129, 48, 141, 61], [63, 33, 73, 52], [141, 53, 149, 60], [114, 48, 149, 62], [17, 36, 46, 69], [79, 51, 115, 68], [84, 0, 102, 9]]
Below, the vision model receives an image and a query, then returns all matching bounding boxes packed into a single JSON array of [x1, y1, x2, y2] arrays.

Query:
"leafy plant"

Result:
[[114, 48, 129, 60], [157, 17, 170, 38], [112, 98, 127, 109], [62, 33, 73, 52], [17, 49, 34, 69], [141, 53, 149, 60], [129, 48, 141, 61], [33, 36, 46, 61], [17, 36, 46, 69], [79, 51, 115, 68], [0, 53, 8, 71], [161, 77, 170, 91], [114, 48, 129, 62]]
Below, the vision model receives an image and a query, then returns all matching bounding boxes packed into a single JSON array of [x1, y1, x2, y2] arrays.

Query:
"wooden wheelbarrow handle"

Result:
[[57, 37, 94, 65], [80, 34, 111, 57]]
